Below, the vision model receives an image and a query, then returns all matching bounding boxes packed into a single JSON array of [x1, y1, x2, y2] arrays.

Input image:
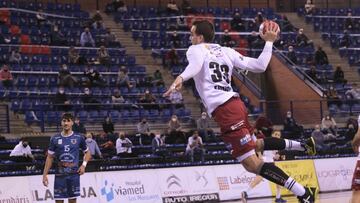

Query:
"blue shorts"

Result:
[[54, 174, 80, 200]]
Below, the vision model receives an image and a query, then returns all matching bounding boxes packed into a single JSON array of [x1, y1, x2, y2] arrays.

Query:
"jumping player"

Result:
[[42, 113, 91, 203], [163, 20, 316, 202], [351, 114, 360, 203]]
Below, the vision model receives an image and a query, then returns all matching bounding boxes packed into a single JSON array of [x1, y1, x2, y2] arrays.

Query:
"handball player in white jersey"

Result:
[[351, 114, 360, 203], [163, 20, 316, 202]]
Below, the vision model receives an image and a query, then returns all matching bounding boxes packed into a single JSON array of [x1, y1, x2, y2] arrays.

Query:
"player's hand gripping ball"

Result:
[[259, 20, 280, 41]]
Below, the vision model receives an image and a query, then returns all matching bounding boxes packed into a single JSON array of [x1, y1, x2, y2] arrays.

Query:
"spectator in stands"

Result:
[[307, 65, 319, 82], [103, 28, 120, 47], [326, 85, 340, 106], [247, 31, 264, 49], [97, 132, 115, 157], [80, 27, 95, 47], [221, 29, 235, 47], [322, 114, 337, 135], [111, 89, 125, 108], [116, 69, 131, 88], [286, 46, 298, 64], [107, 0, 127, 13], [50, 25, 67, 46], [82, 87, 100, 110], [181, 0, 193, 14], [283, 111, 303, 139], [164, 48, 179, 68], [281, 15, 295, 32], [345, 12, 354, 30], [153, 70, 165, 86], [68, 46, 80, 64], [197, 112, 214, 141], [72, 117, 87, 134], [9, 137, 34, 163], [58, 64, 78, 88], [315, 46, 329, 65], [254, 12, 264, 27], [296, 28, 313, 47], [116, 132, 133, 157], [92, 20, 104, 30], [137, 118, 153, 145], [0, 64, 13, 88], [176, 16, 188, 31], [167, 0, 179, 14], [346, 83, 360, 100], [345, 123, 357, 142], [9, 50, 21, 64], [85, 132, 103, 159], [140, 89, 157, 110], [92, 10, 103, 23], [152, 133, 168, 157], [103, 116, 115, 135], [53, 86, 71, 111], [304, 0, 315, 15], [340, 30, 351, 48], [231, 12, 245, 31], [97, 46, 110, 66], [85, 67, 106, 87], [167, 115, 185, 144], [185, 130, 205, 162], [333, 66, 347, 84], [311, 124, 329, 152], [36, 9, 47, 26], [170, 31, 181, 48]]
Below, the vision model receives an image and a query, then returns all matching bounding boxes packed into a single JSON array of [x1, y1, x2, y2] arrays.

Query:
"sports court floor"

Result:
[[224, 191, 352, 203]]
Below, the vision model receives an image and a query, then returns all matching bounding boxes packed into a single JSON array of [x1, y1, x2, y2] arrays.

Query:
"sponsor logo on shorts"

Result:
[[230, 120, 244, 131], [239, 134, 251, 146]]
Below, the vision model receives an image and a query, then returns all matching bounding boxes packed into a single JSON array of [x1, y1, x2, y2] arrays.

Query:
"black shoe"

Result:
[[241, 191, 248, 203], [297, 187, 316, 203], [302, 137, 316, 156]]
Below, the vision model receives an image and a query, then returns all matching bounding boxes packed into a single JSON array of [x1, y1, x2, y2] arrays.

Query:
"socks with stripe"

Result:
[[259, 163, 305, 197], [263, 137, 304, 151], [284, 177, 306, 196]]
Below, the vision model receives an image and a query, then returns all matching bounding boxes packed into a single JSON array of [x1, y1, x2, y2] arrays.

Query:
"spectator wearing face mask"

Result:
[[116, 132, 133, 157], [80, 27, 95, 47], [286, 46, 298, 65], [54, 86, 71, 111], [0, 65, 13, 88], [311, 124, 329, 152], [152, 132, 168, 158], [296, 28, 313, 47], [139, 89, 157, 110], [9, 137, 35, 162], [170, 31, 181, 48], [231, 12, 245, 31], [322, 115, 337, 136], [58, 64, 78, 88], [185, 130, 205, 162], [137, 118, 153, 145], [72, 117, 87, 134], [84, 67, 106, 87], [103, 116, 115, 135], [82, 88, 100, 110], [167, 115, 185, 144], [85, 132, 103, 159], [283, 111, 303, 139], [315, 46, 329, 65], [197, 112, 214, 141]]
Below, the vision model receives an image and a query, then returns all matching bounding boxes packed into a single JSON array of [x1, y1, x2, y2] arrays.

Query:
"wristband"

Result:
[[82, 161, 87, 167]]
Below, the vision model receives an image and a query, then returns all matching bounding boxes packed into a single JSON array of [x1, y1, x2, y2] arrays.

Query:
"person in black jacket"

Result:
[[72, 117, 87, 134], [103, 116, 114, 134]]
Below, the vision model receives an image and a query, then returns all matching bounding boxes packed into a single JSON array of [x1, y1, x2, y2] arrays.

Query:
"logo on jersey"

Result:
[[58, 139, 62, 145], [71, 139, 77, 144]]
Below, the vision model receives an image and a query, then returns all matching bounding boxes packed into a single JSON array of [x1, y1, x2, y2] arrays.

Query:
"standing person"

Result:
[[42, 113, 91, 203], [163, 20, 316, 202], [351, 115, 360, 203], [241, 131, 287, 203]]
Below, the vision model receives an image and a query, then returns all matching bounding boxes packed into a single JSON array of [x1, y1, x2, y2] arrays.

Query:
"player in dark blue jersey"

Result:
[[42, 113, 91, 203]]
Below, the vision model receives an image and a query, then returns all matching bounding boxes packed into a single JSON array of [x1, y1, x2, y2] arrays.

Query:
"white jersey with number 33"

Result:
[[180, 42, 273, 116]]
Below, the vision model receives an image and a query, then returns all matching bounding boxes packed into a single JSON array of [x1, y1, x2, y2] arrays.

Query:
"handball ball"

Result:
[[259, 20, 280, 35]]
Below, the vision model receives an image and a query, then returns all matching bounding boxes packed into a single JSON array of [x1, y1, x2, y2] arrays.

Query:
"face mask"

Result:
[[156, 134, 161, 138], [85, 90, 90, 94], [201, 116, 206, 119], [63, 66, 67, 70], [59, 90, 64, 94], [172, 118, 176, 122]]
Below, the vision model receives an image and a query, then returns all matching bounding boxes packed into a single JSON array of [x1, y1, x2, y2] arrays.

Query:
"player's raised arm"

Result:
[[233, 21, 279, 73]]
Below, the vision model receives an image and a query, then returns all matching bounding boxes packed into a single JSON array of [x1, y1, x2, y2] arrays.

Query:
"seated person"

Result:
[[116, 132, 133, 157], [185, 130, 205, 162], [9, 137, 34, 162]]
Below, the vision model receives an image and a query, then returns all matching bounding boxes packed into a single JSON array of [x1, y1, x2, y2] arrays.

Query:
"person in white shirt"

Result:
[[351, 114, 360, 202], [116, 132, 133, 157], [163, 20, 315, 202], [185, 130, 205, 162], [9, 137, 34, 162]]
